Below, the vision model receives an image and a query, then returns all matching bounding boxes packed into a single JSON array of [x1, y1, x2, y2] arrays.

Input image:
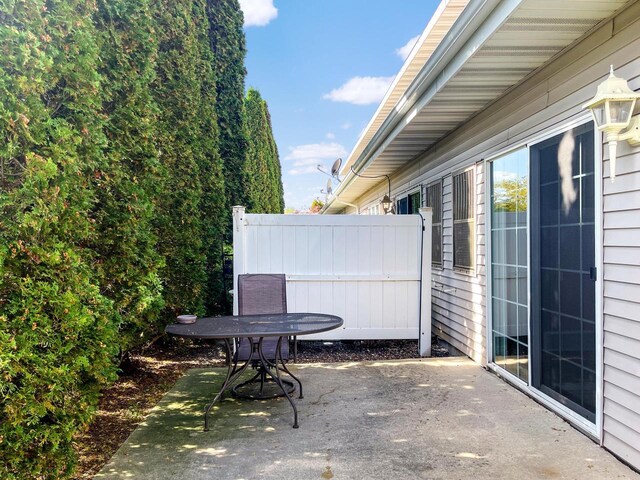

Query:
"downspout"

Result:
[[418, 213, 425, 357]]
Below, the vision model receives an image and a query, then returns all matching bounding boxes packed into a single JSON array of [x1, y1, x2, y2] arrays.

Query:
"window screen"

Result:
[[425, 181, 443, 266], [453, 168, 475, 271]]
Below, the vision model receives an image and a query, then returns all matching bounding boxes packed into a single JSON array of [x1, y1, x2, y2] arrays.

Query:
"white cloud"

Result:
[[284, 142, 347, 162], [284, 141, 347, 176], [289, 165, 322, 176], [395, 34, 420, 60], [341, 122, 352, 130], [326, 132, 335, 140], [291, 158, 320, 167], [238, 0, 277, 27], [323, 76, 394, 105]]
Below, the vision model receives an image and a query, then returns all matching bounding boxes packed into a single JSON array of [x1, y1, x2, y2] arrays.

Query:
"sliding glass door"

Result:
[[490, 122, 597, 424], [490, 149, 529, 382], [530, 123, 596, 422]]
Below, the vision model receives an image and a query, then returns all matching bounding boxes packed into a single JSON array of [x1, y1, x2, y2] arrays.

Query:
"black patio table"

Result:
[[165, 313, 343, 430]]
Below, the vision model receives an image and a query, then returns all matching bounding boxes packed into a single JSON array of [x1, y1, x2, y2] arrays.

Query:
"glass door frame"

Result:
[[484, 115, 603, 440]]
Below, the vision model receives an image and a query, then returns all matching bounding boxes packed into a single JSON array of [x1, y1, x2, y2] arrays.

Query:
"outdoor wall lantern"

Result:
[[380, 194, 393, 214], [349, 165, 396, 214], [583, 66, 640, 180]]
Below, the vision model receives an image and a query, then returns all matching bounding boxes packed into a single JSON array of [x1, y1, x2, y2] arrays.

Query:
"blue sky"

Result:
[[240, 0, 440, 210]]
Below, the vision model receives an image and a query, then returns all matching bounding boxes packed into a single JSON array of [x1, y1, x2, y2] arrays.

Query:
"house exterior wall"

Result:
[[345, 2, 640, 470], [602, 133, 640, 468]]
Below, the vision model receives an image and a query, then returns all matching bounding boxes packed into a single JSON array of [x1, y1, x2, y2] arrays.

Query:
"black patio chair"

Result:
[[233, 273, 298, 398]]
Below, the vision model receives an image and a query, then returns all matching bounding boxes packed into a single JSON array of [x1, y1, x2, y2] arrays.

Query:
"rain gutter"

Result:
[[322, 0, 525, 213]]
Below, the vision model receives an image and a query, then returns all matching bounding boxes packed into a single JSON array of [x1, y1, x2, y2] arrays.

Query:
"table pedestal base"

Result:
[[232, 367, 296, 400], [204, 336, 303, 431]]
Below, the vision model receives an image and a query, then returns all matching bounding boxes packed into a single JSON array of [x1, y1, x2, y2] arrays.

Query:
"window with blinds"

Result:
[[425, 181, 443, 266], [453, 167, 475, 271]]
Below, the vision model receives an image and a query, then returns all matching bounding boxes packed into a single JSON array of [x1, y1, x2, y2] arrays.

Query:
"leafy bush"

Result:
[[153, 0, 215, 318], [93, 0, 165, 351], [207, 0, 248, 230]]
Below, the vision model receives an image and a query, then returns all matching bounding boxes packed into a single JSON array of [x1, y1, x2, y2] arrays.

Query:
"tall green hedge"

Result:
[[193, 0, 227, 315], [152, 0, 225, 318], [243, 88, 285, 213], [0, 0, 284, 476], [93, 0, 165, 351], [0, 1, 118, 477], [207, 0, 248, 230], [0, 0, 283, 479]]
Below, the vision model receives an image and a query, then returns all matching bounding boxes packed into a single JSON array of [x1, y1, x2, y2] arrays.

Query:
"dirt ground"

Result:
[[73, 338, 444, 479]]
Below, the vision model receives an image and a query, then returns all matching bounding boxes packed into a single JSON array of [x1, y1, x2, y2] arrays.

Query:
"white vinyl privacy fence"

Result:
[[233, 206, 433, 356]]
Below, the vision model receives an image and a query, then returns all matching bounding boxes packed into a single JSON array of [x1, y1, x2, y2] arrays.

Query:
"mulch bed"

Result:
[[72, 338, 448, 479]]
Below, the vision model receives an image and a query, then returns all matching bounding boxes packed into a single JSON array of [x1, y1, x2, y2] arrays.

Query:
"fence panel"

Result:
[[233, 207, 432, 355]]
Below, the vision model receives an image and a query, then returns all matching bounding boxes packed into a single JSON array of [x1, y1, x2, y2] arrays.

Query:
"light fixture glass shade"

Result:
[[583, 66, 640, 182], [608, 100, 635, 125], [591, 103, 606, 127]]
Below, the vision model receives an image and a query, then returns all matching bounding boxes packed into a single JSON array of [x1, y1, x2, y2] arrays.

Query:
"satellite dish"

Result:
[[330, 158, 343, 178], [326, 179, 333, 196]]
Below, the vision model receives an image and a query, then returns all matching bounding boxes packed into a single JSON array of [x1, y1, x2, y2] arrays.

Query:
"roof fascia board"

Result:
[[323, 0, 524, 213], [324, 0, 496, 212], [346, 1, 452, 160], [362, 0, 525, 169]]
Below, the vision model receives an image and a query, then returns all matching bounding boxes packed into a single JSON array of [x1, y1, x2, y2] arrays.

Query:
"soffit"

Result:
[[324, 0, 629, 213]]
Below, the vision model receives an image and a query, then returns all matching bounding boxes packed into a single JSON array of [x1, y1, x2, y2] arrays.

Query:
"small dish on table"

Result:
[[177, 314, 197, 324]]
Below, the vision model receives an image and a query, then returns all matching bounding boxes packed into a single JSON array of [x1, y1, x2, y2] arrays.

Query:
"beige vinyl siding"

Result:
[[349, 1, 640, 468], [432, 162, 486, 363], [602, 142, 640, 470]]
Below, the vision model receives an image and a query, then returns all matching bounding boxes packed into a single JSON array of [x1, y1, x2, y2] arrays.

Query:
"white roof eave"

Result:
[[323, 0, 629, 214], [322, 0, 523, 213]]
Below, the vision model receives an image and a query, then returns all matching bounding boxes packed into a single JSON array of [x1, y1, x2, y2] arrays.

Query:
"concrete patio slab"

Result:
[[96, 358, 639, 479]]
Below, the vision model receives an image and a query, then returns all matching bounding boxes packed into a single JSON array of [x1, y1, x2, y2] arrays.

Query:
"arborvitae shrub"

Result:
[[265, 108, 285, 213], [207, 0, 248, 235], [93, 0, 165, 351], [194, 0, 227, 315], [0, 1, 118, 477], [152, 0, 219, 318], [243, 88, 285, 214]]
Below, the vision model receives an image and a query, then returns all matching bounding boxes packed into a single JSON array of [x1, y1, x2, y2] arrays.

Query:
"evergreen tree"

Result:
[[194, 0, 227, 314], [206, 0, 247, 229], [0, 1, 118, 476], [151, 0, 225, 317], [93, 0, 165, 351], [152, 0, 206, 317], [243, 88, 284, 213], [265, 108, 285, 213]]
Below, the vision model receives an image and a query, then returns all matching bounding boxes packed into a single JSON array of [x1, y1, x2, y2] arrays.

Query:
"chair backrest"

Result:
[[237, 274, 287, 316]]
